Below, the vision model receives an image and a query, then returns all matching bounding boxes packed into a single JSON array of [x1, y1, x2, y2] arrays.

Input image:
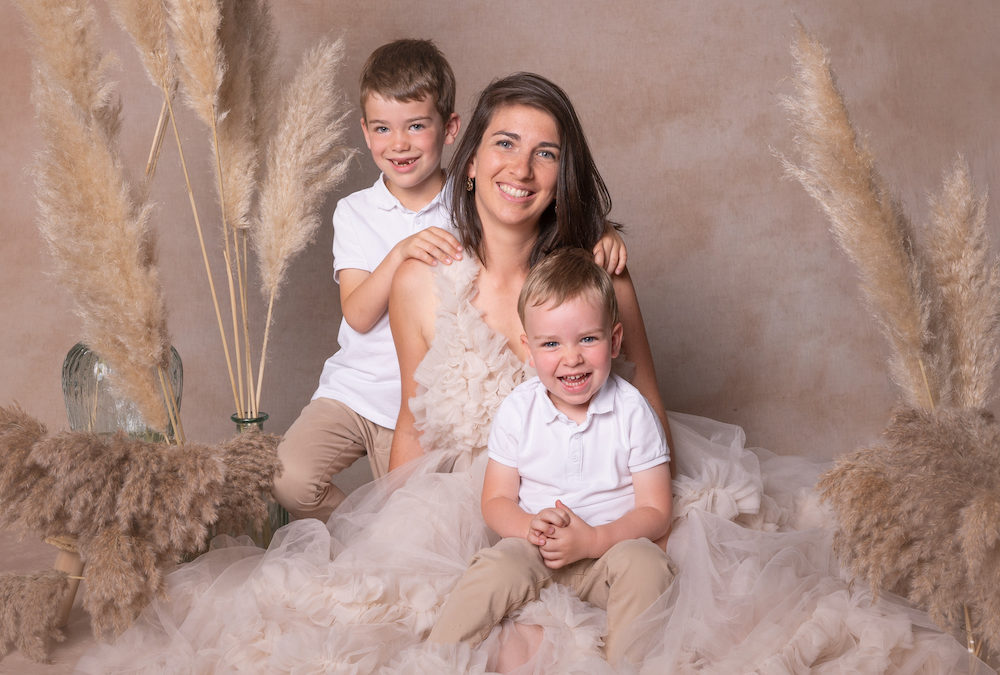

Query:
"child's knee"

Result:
[[471, 538, 540, 580], [606, 539, 676, 592]]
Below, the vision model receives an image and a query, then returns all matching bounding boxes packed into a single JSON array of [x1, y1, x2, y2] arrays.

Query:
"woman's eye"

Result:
[[537, 150, 557, 160], [497, 140, 513, 149]]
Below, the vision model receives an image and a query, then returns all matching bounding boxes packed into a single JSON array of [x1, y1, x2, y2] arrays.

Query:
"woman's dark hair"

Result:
[[447, 72, 618, 267]]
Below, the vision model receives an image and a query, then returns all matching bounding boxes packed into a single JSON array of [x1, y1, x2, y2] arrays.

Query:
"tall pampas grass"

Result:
[[16, 0, 176, 436], [781, 24, 1000, 663], [252, 39, 355, 408], [778, 24, 949, 411]]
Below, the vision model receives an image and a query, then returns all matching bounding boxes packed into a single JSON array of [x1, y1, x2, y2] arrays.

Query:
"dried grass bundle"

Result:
[[924, 158, 1000, 408], [778, 25, 949, 410], [818, 407, 1000, 655], [782, 25, 1000, 663], [251, 39, 355, 406], [0, 405, 281, 640], [0, 570, 70, 663]]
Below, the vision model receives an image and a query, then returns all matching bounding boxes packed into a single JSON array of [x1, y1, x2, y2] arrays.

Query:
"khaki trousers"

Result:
[[429, 537, 676, 664], [272, 397, 393, 522]]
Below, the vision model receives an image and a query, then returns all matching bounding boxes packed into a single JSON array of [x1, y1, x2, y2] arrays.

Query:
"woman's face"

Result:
[[468, 104, 560, 236]]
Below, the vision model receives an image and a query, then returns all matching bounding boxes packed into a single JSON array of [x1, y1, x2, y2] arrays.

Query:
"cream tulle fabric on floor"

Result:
[[77, 257, 991, 674]]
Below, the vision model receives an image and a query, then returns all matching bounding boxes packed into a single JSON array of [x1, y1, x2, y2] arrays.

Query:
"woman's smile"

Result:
[[468, 104, 561, 232]]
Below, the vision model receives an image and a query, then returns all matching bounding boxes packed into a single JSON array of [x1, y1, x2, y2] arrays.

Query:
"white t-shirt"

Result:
[[487, 374, 668, 525], [312, 175, 454, 428]]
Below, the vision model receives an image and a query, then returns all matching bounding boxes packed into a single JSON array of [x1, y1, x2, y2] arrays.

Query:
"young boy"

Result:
[[273, 39, 464, 521], [428, 248, 675, 665]]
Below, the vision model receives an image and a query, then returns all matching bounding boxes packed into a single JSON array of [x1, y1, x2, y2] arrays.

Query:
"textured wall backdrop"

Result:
[[1, 1, 998, 465]]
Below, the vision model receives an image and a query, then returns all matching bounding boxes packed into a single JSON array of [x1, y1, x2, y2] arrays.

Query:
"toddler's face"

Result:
[[521, 292, 622, 421]]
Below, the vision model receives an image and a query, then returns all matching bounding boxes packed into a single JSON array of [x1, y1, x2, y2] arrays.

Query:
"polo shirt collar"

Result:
[[371, 173, 450, 214], [533, 374, 618, 423]]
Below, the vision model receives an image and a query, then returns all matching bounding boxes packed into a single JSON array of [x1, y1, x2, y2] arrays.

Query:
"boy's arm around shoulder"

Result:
[[387, 259, 437, 470], [339, 226, 461, 334]]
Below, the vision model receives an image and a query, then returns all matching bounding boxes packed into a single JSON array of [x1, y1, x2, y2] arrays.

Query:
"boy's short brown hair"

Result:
[[359, 39, 456, 121], [518, 248, 620, 328]]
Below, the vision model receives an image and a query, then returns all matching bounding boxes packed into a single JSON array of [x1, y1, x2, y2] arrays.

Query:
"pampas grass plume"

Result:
[[924, 157, 1000, 408], [13, 0, 118, 135], [253, 38, 355, 301], [107, 0, 175, 91], [779, 24, 949, 410], [165, 0, 224, 127]]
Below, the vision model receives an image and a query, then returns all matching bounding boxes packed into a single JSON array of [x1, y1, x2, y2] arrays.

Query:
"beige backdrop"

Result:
[[1, 1, 998, 466]]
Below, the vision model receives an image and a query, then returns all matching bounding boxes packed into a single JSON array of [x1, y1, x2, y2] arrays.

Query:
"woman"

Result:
[[389, 72, 671, 472], [78, 74, 985, 673]]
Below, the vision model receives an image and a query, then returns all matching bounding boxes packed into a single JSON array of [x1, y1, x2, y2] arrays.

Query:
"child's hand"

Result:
[[527, 506, 570, 546], [397, 227, 462, 266], [537, 500, 596, 569], [593, 229, 627, 275]]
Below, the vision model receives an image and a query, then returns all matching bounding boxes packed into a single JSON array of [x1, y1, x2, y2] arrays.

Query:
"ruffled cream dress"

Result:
[[77, 257, 991, 674]]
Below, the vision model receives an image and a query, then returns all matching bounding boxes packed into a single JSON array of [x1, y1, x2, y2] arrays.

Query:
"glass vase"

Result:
[[231, 412, 289, 545], [61, 342, 182, 443]]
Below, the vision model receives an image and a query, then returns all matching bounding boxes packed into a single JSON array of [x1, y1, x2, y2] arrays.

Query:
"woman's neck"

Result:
[[473, 231, 536, 363]]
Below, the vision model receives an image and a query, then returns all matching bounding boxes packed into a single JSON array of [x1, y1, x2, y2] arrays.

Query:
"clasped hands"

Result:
[[527, 499, 596, 569]]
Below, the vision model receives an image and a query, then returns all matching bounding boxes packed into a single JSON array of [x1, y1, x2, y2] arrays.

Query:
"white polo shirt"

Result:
[[312, 175, 454, 428], [487, 374, 668, 526]]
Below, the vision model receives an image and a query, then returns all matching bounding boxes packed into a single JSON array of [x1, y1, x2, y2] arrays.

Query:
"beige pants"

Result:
[[429, 537, 676, 664], [272, 397, 393, 522]]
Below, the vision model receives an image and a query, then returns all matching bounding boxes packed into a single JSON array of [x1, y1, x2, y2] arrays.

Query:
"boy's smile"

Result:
[[521, 292, 623, 423], [361, 94, 459, 211]]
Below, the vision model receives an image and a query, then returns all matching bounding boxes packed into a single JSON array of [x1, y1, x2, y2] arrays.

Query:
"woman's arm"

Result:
[[388, 259, 437, 470], [613, 269, 675, 474]]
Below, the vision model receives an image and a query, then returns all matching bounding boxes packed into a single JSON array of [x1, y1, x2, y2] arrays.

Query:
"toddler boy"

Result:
[[429, 248, 675, 664]]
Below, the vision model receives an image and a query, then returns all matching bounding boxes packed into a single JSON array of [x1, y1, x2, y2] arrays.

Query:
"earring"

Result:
[[466, 177, 474, 192]]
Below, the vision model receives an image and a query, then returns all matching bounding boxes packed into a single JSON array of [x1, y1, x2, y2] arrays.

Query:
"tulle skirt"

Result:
[[76, 413, 991, 674]]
